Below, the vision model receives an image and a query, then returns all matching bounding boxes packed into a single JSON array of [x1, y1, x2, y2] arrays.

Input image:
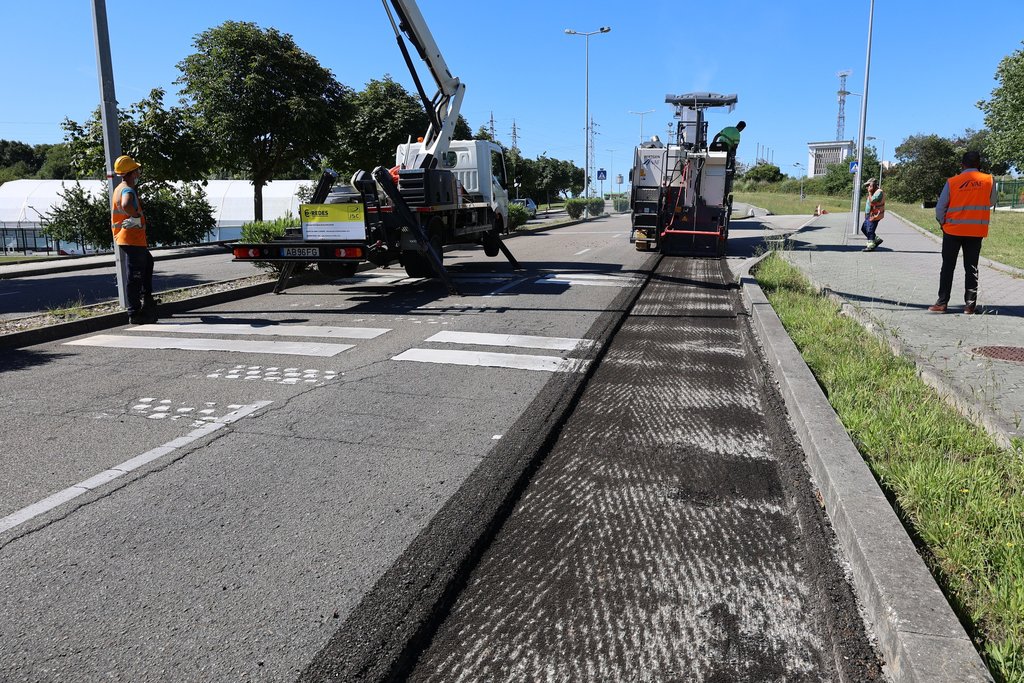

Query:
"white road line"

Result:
[[424, 330, 595, 351], [129, 322, 390, 339], [0, 401, 272, 535], [573, 248, 592, 256], [393, 348, 589, 373], [64, 335, 354, 357], [483, 276, 533, 297]]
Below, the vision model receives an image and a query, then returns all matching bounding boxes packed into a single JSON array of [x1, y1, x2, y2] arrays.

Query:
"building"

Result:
[[806, 141, 856, 177]]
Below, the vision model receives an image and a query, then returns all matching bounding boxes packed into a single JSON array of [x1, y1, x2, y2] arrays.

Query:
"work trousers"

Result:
[[936, 232, 983, 306], [121, 245, 154, 314], [860, 218, 879, 242]]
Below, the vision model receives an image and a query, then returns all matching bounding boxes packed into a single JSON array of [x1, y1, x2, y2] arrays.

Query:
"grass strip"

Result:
[[755, 252, 1024, 682]]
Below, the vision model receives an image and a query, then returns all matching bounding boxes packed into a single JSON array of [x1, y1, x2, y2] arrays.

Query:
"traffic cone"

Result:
[[814, 204, 821, 216]]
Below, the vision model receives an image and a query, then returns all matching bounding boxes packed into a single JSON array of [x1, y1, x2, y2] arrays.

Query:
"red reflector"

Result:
[[334, 247, 364, 258], [250, 248, 260, 258], [233, 248, 246, 258]]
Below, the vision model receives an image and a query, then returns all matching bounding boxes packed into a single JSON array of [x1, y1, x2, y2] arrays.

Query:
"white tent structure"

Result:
[[0, 179, 310, 243]]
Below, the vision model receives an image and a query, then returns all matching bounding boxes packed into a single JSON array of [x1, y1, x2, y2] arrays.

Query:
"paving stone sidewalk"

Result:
[[779, 211, 1024, 448]]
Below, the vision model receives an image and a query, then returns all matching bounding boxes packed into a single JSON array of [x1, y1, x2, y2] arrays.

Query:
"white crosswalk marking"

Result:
[[393, 329, 595, 373], [535, 273, 642, 288], [393, 348, 589, 373], [65, 334, 353, 357], [424, 330, 595, 351], [129, 322, 390, 339]]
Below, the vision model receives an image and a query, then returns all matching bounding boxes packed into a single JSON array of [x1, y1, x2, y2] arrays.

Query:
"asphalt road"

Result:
[[0, 250, 256, 319], [0, 216, 650, 681]]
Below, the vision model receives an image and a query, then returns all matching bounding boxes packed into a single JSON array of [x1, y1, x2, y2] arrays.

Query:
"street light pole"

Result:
[[867, 135, 885, 187], [628, 109, 655, 144], [850, 0, 875, 239], [566, 26, 611, 221], [793, 163, 805, 200]]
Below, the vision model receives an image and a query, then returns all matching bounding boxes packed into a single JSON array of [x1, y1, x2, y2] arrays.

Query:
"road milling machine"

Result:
[[232, 0, 517, 296], [629, 93, 739, 256]]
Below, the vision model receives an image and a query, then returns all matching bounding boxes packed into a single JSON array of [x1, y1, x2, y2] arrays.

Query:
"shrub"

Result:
[[613, 197, 630, 212], [507, 202, 529, 230], [588, 197, 605, 215], [239, 216, 301, 272], [565, 198, 585, 219]]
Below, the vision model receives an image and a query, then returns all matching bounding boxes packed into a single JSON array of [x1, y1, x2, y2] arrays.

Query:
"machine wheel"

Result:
[[482, 227, 501, 258], [317, 261, 358, 279]]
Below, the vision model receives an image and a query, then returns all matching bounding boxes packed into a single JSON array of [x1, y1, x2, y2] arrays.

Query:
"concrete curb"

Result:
[[740, 275, 992, 682], [888, 210, 1024, 280]]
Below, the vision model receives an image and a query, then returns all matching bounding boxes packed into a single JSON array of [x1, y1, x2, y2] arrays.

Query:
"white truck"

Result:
[[232, 0, 516, 295], [629, 92, 739, 257]]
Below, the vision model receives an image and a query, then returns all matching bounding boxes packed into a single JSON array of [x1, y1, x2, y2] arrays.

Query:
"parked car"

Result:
[[512, 198, 537, 218]]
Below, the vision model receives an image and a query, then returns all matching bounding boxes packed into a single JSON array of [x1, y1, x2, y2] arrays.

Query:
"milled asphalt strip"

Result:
[[0, 401, 272, 535], [741, 278, 992, 682]]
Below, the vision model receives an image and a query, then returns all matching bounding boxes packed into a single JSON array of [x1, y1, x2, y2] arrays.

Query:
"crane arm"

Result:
[[385, 0, 466, 169]]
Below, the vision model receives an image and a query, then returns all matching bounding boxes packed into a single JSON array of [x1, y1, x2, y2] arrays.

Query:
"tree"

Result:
[[62, 89, 210, 182], [43, 183, 111, 249], [176, 21, 353, 220], [743, 163, 785, 183], [331, 76, 427, 176], [818, 147, 879, 196], [954, 128, 1010, 175], [474, 125, 495, 142], [884, 134, 958, 203], [978, 42, 1024, 172], [35, 144, 75, 179]]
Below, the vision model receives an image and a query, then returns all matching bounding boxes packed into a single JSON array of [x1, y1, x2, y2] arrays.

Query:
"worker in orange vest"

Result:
[[110, 155, 158, 324], [927, 150, 998, 314]]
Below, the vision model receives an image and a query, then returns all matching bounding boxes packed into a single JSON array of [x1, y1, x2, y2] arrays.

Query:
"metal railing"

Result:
[[996, 179, 1024, 209]]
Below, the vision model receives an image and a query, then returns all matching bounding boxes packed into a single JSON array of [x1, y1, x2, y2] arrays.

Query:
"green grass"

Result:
[[756, 252, 1024, 682], [736, 190, 1024, 272]]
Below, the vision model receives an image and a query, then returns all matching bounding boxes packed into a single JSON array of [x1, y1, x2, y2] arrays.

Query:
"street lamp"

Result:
[[866, 135, 885, 187], [606, 148, 615, 206], [850, 0, 875, 238], [628, 109, 655, 144], [566, 25, 611, 221], [793, 163, 805, 200]]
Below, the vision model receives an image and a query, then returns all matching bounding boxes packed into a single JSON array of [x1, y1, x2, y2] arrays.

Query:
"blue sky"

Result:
[[2, 1, 1022, 185]]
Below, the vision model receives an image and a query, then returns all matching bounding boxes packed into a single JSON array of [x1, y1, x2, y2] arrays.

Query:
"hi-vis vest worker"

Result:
[[866, 187, 885, 221], [110, 155, 147, 247], [941, 170, 994, 238]]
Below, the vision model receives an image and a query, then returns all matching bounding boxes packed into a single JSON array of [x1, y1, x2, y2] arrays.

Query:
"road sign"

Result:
[[597, 169, 607, 180], [849, 161, 858, 174]]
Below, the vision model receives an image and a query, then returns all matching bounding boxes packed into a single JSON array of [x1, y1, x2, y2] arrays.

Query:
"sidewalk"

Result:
[[779, 211, 1024, 448]]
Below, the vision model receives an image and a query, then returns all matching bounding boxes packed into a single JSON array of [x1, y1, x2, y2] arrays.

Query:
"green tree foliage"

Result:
[[474, 125, 495, 142], [42, 184, 111, 249], [818, 147, 880, 196], [884, 134, 959, 203], [35, 144, 75, 179], [743, 163, 785, 183], [0, 140, 71, 180], [331, 76, 426, 175], [61, 89, 210, 182], [176, 21, 353, 220], [954, 128, 1010, 175], [978, 41, 1024, 172]]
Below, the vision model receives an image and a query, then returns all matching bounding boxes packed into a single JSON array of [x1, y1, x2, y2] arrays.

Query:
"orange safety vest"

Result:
[[867, 189, 885, 221], [110, 181, 148, 247], [942, 170, 993, 238]]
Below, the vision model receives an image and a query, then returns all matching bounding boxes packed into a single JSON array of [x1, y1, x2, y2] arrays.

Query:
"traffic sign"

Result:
[[597, 169, 607, 180], [849, 161, 858, 174]]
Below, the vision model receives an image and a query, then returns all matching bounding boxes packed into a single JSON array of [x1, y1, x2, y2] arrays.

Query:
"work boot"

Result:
[[862, 240, 876, 252], [964, 303, 977, 315], [927, 303, 947, 313], [142, 295, 161, 320], [128, 310, 158, 325], [872, 237, 884, 248]]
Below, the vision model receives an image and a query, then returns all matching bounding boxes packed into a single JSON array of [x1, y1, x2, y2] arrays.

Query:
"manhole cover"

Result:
[[972, 346, 1024, 363]]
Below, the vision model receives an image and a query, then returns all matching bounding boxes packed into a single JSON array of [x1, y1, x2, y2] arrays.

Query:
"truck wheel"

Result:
[[403, 230, 443, 278], [317, 262, 358, 279], [482, 228, 501, 257]]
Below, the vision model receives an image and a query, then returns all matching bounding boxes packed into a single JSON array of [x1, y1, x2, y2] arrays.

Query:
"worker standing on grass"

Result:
[[861, 178, 885, 251], [927, 150, 997, 315], [110, 155, 158, 325], [711, 120, 746, 153]]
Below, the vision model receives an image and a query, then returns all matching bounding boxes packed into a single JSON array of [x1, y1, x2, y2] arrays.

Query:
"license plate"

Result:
[[282, 247, 319, 257]]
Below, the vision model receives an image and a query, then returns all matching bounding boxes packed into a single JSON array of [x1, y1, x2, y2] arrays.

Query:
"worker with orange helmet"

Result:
[[111, 154, 158, 324]]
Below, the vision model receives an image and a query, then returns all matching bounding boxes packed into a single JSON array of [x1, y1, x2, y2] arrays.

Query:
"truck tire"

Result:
[[317, 261, 358, 279], [482, 228, 501, 257], [403, 227, 443, 278]]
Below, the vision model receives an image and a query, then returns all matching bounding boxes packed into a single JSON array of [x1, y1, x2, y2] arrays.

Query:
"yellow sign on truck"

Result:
[[300, 203, 365, 241]]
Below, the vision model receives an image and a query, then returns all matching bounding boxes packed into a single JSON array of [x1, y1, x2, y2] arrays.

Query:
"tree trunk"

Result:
[[253, 180, 265, 222]]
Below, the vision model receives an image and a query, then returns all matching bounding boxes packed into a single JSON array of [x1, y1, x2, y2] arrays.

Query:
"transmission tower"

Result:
[[489, 111, 497, 140], [836, 70, 852, 141], [510, 120, 520, 150]]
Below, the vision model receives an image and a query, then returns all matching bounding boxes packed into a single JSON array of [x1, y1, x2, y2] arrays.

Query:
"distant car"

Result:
[[512, 198, 537, 218]]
